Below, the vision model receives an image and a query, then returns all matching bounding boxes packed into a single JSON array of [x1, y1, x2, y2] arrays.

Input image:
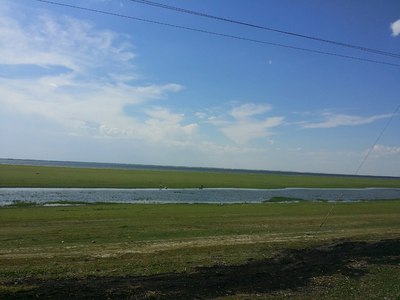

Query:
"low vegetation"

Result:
[[1, 164, 400, 188], [1, 201, 399, 298], [1, 164, 399, 298]]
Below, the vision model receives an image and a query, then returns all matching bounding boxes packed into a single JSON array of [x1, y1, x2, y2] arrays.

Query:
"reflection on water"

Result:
[[1, 188, 400, 206]]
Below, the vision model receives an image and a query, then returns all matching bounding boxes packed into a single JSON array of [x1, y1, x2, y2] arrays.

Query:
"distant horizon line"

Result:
[[1, 157, 399, 180]]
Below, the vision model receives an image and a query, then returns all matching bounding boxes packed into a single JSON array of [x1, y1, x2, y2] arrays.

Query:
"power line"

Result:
[[129, 0, 400, 60], [355, 104, 400, 175], [318, 204, 335, 231], [127, 0, 399, 233], [34, 0, 400, 68], [318, 104, 400, 231], [32, 0, 399, 233]]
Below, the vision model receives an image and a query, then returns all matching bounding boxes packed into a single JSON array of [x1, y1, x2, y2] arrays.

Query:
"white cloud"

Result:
[[0, 12, 133, 75], [195, 112, 206, 119], [357, 144, 400, 176], [206, 103, 283, 144], [391, 19, 400, 37], [0, 5, 195, 147], [144, 107, 198, 142], [207, 115, 229, 126], [230, 103, 272, 120], [1, 4, 281, 167], [221, 117, 283, 144], [4, 3, 398, 177], [190, 103, 283, 145], [301, 113, 392, 129], [371, 144, 400, 156], [199, 141, 265, 155]]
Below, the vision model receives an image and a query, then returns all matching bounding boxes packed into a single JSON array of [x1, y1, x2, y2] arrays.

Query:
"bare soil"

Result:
[[3, 238, 400, 299]]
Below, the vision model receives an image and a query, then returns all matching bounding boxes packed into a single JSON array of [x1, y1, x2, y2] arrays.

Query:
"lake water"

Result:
[[1, 188, 400, 206]]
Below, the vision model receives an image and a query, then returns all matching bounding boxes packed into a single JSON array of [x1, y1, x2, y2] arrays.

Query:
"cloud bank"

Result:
[[0, 5, 197, 147], [0, 4, 280, 168], [1, 2, 398, 176]]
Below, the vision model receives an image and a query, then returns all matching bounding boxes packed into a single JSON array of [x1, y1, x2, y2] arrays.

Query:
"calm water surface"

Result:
[[1, 188, 400, 206]]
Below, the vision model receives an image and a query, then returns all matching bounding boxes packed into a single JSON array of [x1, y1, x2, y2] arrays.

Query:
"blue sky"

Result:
[[1, 0, 399, 176]]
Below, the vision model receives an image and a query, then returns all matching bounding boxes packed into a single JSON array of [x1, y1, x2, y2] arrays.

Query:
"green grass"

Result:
[[1, 164, 400, 298], [1, 164, 400, 188], [266, 196, 306, 202], [0, 202, 399, 296]]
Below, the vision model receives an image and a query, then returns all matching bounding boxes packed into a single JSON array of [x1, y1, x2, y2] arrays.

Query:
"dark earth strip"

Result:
[[3, 238, 400, 299]]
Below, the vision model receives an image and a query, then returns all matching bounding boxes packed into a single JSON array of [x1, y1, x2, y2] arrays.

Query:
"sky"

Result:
[[0, 0, 399, 176]]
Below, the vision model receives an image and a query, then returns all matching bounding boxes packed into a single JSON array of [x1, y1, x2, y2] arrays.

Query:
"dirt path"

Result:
[[3, 238, 400, 299]]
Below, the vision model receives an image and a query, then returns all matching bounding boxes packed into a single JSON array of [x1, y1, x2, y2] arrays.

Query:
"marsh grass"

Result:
[[266, 196, 306, 203], [8, 201, 38, 208], [1, 164, 400, 188]]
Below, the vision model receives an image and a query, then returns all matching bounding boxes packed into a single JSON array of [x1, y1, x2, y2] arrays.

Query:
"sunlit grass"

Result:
[[1, 164, 400, 188], [0, 201, 399, 280]]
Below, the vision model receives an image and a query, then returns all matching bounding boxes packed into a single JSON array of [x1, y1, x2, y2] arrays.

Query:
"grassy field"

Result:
[[1, 164, 400, 188], [1, 201, 399, 299], [1, 164, 399, 298]]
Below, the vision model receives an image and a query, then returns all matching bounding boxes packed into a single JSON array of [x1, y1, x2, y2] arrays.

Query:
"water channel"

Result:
[[1, 188, 400, 206]]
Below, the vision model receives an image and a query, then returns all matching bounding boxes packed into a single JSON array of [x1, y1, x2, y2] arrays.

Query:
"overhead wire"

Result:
[[128, 0, 400, 59], [33, 0, 400, 68], [126, 1, 400, 175], [355, 104, 400, 175], [318, 104, 400, 231], [33, 0, 399, 231]]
